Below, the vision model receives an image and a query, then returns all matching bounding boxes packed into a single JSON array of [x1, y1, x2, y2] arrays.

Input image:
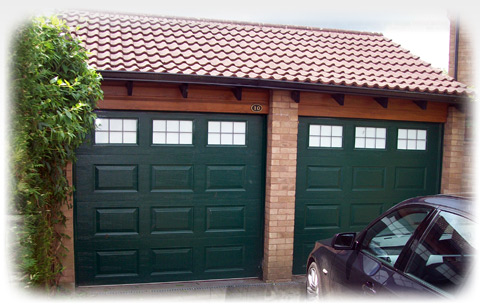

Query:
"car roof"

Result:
[[398, 194, 473, 217]]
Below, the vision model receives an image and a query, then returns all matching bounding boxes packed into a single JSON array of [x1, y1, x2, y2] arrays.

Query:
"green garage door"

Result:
[[293, 117, 442, 274], [75, 111, 265, 286]]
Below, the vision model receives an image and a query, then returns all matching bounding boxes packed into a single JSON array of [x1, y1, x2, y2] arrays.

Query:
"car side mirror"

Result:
[[332, 232, 357, 250]]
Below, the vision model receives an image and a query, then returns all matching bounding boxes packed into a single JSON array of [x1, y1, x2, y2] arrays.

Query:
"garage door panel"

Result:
[[75, 111, 265, 285], [293, 117, 442, 274], [151, 165, 194, 192]]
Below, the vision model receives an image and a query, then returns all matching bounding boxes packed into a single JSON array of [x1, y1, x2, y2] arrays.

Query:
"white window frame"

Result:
[[355, 127, 387, 149], [208, 121, 246, 146], [95, 118, 138, 144], [152, 120, 193, 145], [309, 124, 343, 148], [397, 129, 427, 150]]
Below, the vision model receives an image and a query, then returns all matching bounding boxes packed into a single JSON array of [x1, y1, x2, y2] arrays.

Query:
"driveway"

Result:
[[74, 275, 306, 301]]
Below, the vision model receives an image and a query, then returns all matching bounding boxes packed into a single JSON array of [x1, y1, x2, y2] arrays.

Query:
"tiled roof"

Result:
[[62, 11, 471, 97]]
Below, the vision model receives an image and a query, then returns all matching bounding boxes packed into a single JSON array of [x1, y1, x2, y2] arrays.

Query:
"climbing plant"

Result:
[[11, 15, 103, 291]]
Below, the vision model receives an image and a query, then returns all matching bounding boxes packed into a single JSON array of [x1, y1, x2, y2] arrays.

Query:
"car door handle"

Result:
[[362, 281, 377, 295]]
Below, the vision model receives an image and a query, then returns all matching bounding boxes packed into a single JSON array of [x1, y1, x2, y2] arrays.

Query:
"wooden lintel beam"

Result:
[[331, 94, 345, 106], [374, 97, 388, 108], [291, 90, 300, 103], [179, 83, 189, 98], [413, 100, 428, 110], [126, 81, 133, 96], [233, 87, 242, 101]]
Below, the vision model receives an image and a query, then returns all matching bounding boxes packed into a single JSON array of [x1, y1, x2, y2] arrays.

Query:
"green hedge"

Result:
[[11, 16, 103, 291]]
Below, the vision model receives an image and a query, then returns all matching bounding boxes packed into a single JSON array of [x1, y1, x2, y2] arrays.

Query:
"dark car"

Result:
[[306, 195, 475, 298]]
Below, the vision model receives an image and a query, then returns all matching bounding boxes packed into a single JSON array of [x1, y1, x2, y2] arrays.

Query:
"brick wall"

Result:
[[444, 17, 474, 195], [262, 90, 298, 282]]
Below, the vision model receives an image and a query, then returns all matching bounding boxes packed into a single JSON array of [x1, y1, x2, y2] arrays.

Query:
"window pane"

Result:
[[123, 132, 137, 144], [331, 137, 342, 148], [95, 131, 109, 143], [153, 132, 166, 144], [365, 138, 376, 148], [355, 137, 365, 148], [109, 131, 123, 143], [221, 133, 233, 145], [109, 119, 123, 131], [398, 139, 407, 150], [310, 125, 321, 136], [179, 121, 193, 132], [417, 130, 427, 140], [234, 122, 246, 134], [153, 120, 166, 132], [166, 132, 179, 144], [332, 126, 343, 137], [95, 118, 109, 131], [320, 136, 331, 147], [376, 138, 386, 149], [123, 119, 137, 131], [208, 133, 221, 145], [356, 127, 366, 137], [222, 121, 233, 133], [309, 136, 320, 147], [408, 129, 417, 139], [398, 129, 407, 139], [321, 125, 332, 136], [233, 133, 246, 145], [209, 121, 221, 133], [405, 212, 475, 294], [417, 140, 426, 150], [376, 128, 386, 138], [166, 120, 179, 132], [361, 206, 432, 265], [366, 127, 376, 138], [179, 133, 192, 144]]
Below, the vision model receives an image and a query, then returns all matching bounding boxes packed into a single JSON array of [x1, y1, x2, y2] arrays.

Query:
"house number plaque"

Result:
[[251, 104, 263, 112]]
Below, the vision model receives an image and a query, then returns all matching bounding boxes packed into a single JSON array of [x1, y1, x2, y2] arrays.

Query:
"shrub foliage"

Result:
[[11, 16, 103, 290]]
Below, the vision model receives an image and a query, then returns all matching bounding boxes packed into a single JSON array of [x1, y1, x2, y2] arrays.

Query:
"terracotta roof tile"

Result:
[[62, 11, 471, 96]]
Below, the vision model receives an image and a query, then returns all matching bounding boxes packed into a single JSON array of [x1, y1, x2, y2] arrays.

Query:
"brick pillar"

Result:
[[58, 161, 75, 289], [441, 106, 466, 195], [263, 90, 298, 282]]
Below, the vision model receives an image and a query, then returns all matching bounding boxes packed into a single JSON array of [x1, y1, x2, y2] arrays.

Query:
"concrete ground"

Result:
[[74, 275, 307, 302]]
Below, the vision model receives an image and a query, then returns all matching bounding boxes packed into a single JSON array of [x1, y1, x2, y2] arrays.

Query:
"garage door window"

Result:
[[152, 120, 193, 145], [208, 121, 246, 145], [397, 129, 427, 150], [355, 127, 386, 149], [309, 125, 343, 148], [95, 118, 137, 144]]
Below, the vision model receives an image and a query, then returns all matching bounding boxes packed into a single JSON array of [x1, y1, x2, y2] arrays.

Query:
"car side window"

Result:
[[361, 206, 432, 266], [404, 211, 475, 294]]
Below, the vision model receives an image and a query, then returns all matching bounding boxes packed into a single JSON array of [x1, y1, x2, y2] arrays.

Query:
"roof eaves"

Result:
[[99, 70, 470, 104]]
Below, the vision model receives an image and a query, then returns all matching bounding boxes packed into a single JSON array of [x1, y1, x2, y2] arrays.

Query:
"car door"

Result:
[[331, 205, 433, 295]]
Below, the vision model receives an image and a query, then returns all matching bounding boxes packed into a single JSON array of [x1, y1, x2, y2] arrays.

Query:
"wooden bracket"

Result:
[[233, 87, 242, 101], [126, 81, 133, 96], [374, 97, 388, 108], [179, 83, 189, 98], [331, 94, 345, 106], [413, 100, 428, 110], [291, 91, 300, 103]]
